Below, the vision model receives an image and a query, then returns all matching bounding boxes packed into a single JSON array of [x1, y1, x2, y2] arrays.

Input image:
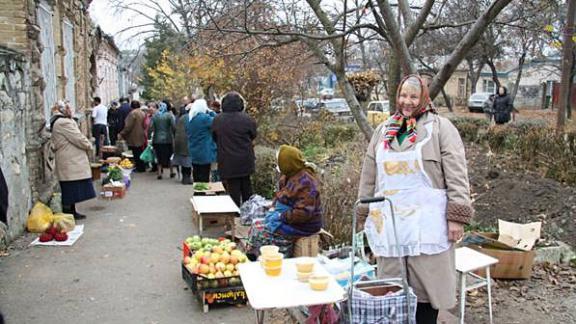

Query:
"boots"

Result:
[[64, 204, 86, 220], [181, 167, 193, 185]]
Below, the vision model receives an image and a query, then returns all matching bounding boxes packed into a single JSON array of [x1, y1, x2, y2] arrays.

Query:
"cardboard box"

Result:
[[101, 183, 126, 200], [470, 233, 535, 279]]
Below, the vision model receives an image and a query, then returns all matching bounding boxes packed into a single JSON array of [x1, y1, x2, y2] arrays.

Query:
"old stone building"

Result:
[[0, 0, 97, 242], [94, 26, 120, 106]]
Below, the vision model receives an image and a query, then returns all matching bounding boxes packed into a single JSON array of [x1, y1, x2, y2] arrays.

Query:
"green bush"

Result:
[[252, 146, 278, 199]]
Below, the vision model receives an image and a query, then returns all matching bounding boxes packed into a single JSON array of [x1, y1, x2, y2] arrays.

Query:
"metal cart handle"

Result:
[[349, 196, 411, 323]]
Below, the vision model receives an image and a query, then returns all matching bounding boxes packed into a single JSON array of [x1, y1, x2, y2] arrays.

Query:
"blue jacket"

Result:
[[186, 112, 217, 165]]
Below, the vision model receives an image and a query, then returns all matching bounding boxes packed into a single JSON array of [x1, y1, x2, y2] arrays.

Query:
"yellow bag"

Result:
[[26, 202, 54, 233], [53, 213, 75, 232]]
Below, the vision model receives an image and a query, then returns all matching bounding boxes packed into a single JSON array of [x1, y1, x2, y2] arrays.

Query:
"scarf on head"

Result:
[[383, 74, 436, 149], [188, 99, 210, 121], [277, 145, 316, 179], [158, 102, 168, 115]]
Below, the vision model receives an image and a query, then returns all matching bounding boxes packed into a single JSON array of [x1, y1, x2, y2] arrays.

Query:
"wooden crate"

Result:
[[471, 245, 535, 279]]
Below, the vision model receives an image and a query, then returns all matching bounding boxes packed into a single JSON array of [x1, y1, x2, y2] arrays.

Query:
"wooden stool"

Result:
[[293, 233, 320, 257]]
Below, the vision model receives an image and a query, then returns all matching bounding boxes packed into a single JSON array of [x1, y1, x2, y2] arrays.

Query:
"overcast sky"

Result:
[[89, 0, 164, 50]]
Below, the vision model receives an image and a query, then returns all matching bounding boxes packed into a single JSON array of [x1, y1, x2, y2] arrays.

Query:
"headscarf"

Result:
[[157, 102, 168, 115], [49, 100, 68, 132], [382, 74, 436, 149], [277, 145, 316, 179], [188, 99, 210, 121]]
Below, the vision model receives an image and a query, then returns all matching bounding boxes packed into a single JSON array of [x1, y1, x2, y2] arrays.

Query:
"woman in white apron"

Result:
[[358, 75, 474, 324]]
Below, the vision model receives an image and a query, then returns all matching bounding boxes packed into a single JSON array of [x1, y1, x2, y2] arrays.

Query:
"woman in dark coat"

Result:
[[173, 103, 193, 184], [212, 92, 257, 207], [493, 86, 514, 125], [149, 102, 176, 179]]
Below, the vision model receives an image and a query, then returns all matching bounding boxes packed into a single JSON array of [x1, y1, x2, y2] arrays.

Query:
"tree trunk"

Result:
[[540, 82, 547, 110], [442, 88, 453, 112], [557, 0, 576, 132], [387, 54, 401, 111], [486, 58, 501, 89], [429, 0, 513, 99], [466, 57, 485, 95], [510, 51, 526, 104]]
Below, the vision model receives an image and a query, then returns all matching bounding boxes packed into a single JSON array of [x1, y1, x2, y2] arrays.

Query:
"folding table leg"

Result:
[[199, 215, 203, 235], [486, 267, 493, 324], [460, 272, 466, 324], [255, 309, 265, 324]]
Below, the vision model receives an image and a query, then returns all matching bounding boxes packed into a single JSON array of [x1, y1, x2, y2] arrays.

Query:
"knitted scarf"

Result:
[[383, 75, 436, 149]]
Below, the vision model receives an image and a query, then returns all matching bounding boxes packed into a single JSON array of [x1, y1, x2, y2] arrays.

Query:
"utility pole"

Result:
[[557, 0, 576, 132]]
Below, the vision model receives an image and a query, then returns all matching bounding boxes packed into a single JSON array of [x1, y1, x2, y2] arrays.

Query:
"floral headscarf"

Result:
[[382, 74, 436, 149]]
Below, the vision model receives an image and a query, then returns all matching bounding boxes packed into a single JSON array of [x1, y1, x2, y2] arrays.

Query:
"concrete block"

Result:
[[535, 241, 576, 264]]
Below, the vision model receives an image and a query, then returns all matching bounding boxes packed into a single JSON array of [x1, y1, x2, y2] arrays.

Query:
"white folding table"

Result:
[[238, 258, 346, 324], [455, 247, 499, 324], [190, 195, 240, 237]]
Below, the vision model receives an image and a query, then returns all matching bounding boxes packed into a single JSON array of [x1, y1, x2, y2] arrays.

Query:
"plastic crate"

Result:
[[181, 263, 244, 293], [181, 263, 247, 313]]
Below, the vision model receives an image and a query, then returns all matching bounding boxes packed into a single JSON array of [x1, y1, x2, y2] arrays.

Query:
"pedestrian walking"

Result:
[[91, 97, 108, 156], [118, 97, 131, 128], [357, 75, 473, 324], [493, 86, 514, 125], [107, 101, 122, 145], [149, 101, 175, 179], [179, 96, 192, 117], [212, 91, 257, 207], [186, 99, 217, 183], [144, 101, 158, 172], [50, 101, 96, 220], [119, 100, 147, 172], [173, 104, 193, 185]]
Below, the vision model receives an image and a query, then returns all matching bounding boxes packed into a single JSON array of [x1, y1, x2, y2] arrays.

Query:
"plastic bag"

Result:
[[53, 213, 75, 232], [240, 195, 272, 226], [140, 144, 155, 163], [26, 202, 54, 233]]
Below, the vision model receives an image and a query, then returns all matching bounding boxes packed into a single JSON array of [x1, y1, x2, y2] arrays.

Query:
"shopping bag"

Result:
[[140, 144, 155, 163], [26, 202, 55, 233], [53, 213, 76, 232]]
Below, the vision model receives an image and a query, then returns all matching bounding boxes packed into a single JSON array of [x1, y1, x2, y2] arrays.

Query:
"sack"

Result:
[[140, 144, 155, 163], [240, 195, 272, 226], [53, 213, 75, 232], [26, 202, 54, 233]]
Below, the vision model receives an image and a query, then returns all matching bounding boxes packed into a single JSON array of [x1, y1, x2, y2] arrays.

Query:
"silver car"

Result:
[[468, 92, 492, 113]]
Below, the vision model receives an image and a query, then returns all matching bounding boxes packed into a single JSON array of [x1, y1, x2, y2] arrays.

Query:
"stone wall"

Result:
[[0, 47, 33, 241], [0, 0, 96, 243]]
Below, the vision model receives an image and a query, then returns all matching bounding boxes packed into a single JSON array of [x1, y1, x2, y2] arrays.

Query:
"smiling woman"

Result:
[[358, 74, 474, 324]]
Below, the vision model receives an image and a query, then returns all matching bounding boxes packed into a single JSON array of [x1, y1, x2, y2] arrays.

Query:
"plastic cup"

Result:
[[260, 245, 279, 257], [262, 253, 283, 268], [264, 266, 282, 276]]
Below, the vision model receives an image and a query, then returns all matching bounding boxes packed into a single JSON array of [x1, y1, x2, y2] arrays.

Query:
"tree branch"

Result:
[[376, 0, 417, 74]]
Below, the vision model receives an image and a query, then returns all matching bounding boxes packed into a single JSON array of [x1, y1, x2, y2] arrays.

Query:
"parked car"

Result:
[[468, 92, 492, 113], [317, 98, 353, 122], [366, 100, 390, 126]]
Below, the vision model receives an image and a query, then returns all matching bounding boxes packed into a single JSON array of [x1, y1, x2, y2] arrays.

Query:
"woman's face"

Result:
[[498, 87, 505, 95], [398, 84, 421, 117]]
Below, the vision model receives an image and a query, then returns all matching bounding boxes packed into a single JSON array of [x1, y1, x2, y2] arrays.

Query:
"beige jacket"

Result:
[[358, 112, 473, 225], [52, 117, 93, 181]]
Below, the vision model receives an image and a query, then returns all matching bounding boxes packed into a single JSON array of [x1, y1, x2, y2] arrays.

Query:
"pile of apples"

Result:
[[183, 236, 248, 288]]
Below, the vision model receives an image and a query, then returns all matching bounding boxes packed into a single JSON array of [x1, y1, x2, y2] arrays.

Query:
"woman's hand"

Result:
[[447, 221, 464, 242]]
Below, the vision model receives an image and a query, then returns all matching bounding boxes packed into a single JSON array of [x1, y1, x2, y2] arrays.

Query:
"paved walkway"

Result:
[[0, 173, 254, 324]]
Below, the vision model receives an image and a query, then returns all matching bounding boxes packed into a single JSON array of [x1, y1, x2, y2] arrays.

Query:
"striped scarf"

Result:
[[382, 74, 435, 149]]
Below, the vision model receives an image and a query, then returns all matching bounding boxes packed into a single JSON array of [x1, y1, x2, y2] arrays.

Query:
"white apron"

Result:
[[365, 123, 451, 257]]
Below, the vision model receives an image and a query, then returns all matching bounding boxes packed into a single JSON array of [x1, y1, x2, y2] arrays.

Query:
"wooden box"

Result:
[[101, 184, 126, 200], [471, 244, 535, 279]]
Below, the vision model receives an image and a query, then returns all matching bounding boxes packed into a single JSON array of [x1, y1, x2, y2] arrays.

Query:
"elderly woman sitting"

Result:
[[246, 145, 322, 258]]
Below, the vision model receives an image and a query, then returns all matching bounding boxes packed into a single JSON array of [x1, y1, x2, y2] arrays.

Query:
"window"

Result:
[[38, 1, 57, 125], [483, 80, 495, 94], [63, 20, 76, 109], [458, 78, 466, 98]]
